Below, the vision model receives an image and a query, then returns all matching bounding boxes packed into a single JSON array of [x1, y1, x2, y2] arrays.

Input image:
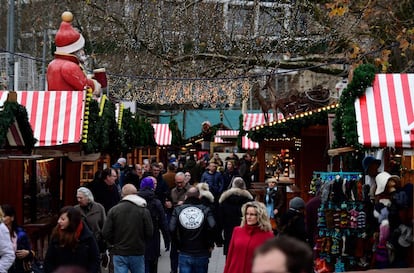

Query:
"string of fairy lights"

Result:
[[250, 103, 340, 132]]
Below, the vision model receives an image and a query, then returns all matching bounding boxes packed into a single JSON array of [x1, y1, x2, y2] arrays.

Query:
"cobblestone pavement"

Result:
[[157, 245, 226, 273]]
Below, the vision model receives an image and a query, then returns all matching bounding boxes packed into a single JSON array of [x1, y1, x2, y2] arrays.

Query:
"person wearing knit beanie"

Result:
[[47, 11, 101, 95], [140, 177, 155, 190], [279, 197, 307, 242], [289, 197, 305, 210]]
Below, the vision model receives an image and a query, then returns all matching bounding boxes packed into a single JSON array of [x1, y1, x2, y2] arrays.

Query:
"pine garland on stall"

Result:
[[0, 101, 37, 153], [169, 119, 183, 146], [248, 111, 329, 142], [332, 64, 377, 148]]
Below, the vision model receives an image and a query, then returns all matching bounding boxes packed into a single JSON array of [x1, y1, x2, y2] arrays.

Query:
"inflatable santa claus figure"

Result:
[[47, 11, 101, 95]]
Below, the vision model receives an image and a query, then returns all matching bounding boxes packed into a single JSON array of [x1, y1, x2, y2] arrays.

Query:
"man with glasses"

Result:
[[90, 168, 121, 213]]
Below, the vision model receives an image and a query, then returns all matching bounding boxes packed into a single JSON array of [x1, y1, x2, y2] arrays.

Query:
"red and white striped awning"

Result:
[[214, 130, 239, 143], [0, 91, 86, 147], [152, 123, 171, 146], [354, 74, 414, 148], [7, 121, 25, 146], [243, 113, 274, 131], [242, 113, 275, 150]]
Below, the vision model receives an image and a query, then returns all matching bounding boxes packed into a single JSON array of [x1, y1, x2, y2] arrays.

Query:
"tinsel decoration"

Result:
[[82, 89, 93, 144], [332, 64, 377, 148], [0, 100, 37, 153], [169, 119, 183, 146], [82, 99, 100, 153], [117, 103, 124, 130], [99, 95, 107, 117]]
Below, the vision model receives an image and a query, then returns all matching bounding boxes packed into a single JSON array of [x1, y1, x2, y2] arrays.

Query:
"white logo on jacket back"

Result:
[[179, 206, 204, 229]]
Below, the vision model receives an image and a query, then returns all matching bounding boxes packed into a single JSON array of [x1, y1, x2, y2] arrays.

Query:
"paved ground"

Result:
[[157, 244, 226, 273]]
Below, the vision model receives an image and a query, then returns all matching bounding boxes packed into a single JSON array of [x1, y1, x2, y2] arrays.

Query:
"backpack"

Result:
[[147, 197, 161, 231]]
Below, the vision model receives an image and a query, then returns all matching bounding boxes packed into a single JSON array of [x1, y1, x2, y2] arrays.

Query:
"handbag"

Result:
[[269, 218, 277, 230]]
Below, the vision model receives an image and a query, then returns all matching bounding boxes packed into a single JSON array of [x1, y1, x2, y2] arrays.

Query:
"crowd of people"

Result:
[[1, 152, 412, 273]]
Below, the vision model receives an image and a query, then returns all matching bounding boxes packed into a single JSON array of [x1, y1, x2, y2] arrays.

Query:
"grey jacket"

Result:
[[102, 195, 153, 256], [75, 201, 106, 251]]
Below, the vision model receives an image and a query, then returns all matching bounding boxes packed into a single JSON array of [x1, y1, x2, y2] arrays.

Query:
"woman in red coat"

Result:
[[223, 201, 274, 273]]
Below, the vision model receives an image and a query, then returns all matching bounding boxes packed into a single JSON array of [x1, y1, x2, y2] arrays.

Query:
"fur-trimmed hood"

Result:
[[122, 194, 147, 207], [196, 183, 215, 203], [219, 188, 253, 203]]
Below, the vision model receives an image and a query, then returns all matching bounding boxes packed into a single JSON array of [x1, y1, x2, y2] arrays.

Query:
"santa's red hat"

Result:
[[55, 11, 85, 54]]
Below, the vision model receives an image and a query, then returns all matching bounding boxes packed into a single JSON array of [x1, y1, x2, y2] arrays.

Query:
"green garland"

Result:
[[169, 119, 183, 146], [237, 113, 244, 150], [248, 110, 330, 142], [0, 101, 37, 153], [332, 64, 377, 148], [82, 99, 121, 154], [136, 116, 157, 147]]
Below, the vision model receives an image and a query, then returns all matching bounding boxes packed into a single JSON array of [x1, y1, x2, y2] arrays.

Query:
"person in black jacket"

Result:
[[279, 197, 307, 243], [89, 168, 121, 213], [218, 177, 254, 256], [44, 206, 100, 273], [138, 177, 170, 273], [169, 187, 216, 273]]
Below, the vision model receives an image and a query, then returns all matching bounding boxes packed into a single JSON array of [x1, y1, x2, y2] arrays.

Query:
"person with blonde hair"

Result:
[[218, 177, 253, 255], [0, 206, 15, 273], [223, 201, 273, 273]]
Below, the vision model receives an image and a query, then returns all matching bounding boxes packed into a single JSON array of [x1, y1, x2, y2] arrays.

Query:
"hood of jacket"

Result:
[[219, 188, 253, 203], [200, 190, 214, 203], [122, 194, 147, 207]]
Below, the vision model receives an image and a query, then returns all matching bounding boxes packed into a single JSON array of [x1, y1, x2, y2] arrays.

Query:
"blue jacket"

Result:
[[200, 171, 224, 198]]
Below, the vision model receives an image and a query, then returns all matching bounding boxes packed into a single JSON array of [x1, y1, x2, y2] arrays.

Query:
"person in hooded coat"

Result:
[[102, 184, 153, 273], [138, 177, 170, 273], [218, 177, 254, 256]]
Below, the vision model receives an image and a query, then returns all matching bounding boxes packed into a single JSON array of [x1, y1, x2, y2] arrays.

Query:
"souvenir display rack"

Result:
[[313, 171, 368, 272]]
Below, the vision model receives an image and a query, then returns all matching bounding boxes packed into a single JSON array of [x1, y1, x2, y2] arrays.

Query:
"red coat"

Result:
[[47, 53, 97, 92], [223, 225, 274, 273]]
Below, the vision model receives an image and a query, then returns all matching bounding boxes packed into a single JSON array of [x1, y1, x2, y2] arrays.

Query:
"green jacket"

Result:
[[103, 194, 153, 256]]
